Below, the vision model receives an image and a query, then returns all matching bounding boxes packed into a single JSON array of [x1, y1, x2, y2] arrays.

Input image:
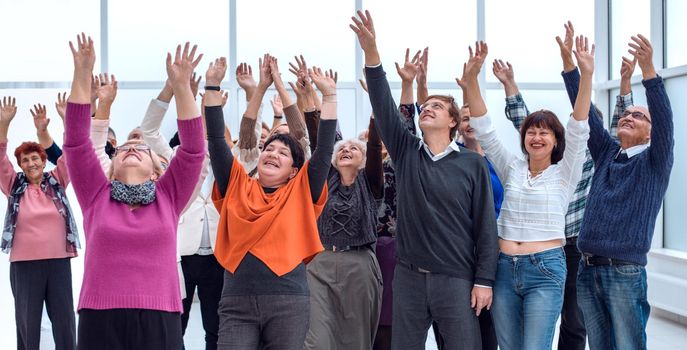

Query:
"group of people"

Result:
[[0, 10, 673, 350]]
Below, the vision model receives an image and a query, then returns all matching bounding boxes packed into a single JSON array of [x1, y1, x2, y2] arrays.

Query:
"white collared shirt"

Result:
[[619, 143, 650, 159], [417, 140, 461, 162]]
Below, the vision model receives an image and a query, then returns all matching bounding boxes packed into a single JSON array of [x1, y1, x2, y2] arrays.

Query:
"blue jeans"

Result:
[[491, 248, 566, 350], [576, 261, 650, 349]]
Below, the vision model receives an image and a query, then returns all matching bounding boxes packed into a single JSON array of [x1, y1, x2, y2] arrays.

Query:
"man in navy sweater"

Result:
[[351, 10, 499, 349], [561, 35, 674, 349]]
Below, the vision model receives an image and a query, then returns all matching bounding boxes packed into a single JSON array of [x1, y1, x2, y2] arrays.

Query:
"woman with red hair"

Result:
[[0, 97, 80, 350]]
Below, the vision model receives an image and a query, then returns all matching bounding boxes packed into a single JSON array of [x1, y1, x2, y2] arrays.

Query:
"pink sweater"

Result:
[[63, 103, 205, 313], [0, 143, 76, 262]]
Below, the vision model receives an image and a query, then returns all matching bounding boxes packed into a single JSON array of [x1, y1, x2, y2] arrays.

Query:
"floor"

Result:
[[31, 302, 687, 349]]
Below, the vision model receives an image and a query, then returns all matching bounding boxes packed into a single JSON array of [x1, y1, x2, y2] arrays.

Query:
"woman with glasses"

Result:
[[62, 35, 206, 349]]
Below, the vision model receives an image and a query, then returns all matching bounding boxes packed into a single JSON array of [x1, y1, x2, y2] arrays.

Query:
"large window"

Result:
[[610, 0, 650, 80], [485, 0, 594, 83], [665, 0, 687, 68], [0, 0, 100, 81]]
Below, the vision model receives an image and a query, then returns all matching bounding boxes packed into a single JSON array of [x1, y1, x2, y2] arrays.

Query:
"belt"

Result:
[[582, 253, 633, 266], [323, 243, 372, 252], [397, 259, 431, 273], [566, 237, 578, 246]]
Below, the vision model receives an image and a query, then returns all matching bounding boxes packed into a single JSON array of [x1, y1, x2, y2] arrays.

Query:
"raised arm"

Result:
[[611, 56, 636, 140], [366, 117, 384, 199], [271, 58, 308, 146], [464, 42, 518, 180], [140, 81, 174, 161], [270, 94, 283, 129], [556, 21, 576, 73], [492, 59, 530, 131], [351, 10, 417, 163], [307, 67, 338, 203], [0, 97, 18, 195], [416, 47, 429, 105], [205, 57, 234, 196], [629, 34, 674, 171], [91, 73, 118, 173], [30, 104, 54, 149]]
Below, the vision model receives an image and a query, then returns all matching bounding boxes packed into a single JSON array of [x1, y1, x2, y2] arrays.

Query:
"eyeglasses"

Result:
[[622, 110, 651, 123], [420, 101, 448, 111], [115, 144, 151, 156]]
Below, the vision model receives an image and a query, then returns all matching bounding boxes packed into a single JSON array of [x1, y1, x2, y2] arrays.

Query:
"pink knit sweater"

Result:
[[63, 103, 205, 312]]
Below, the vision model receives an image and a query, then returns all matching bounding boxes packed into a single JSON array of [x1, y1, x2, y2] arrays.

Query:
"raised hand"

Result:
[[166, 42, 203, 91], [0, 97, 18, 125], [620, 56, 637, 95], [395, 48, 421, 82], [289, 55, 308, 79], [221, 90, 229, 108], [31, 104, 50, 132], [258, 54, 274, 90], [205, 57, 227, 86], [455, 63, 468, 90], [190, 72, 202, 98], [96, 73, 118, 103], [270, 94, 284, 116], [463, 41, 488, 81], [91, 75, 99, 103], [556, 21, 575, 71], [573, 35, 595, 76], [350, 10, 380, 65], [416, 47, 429, 85], [492, 59, 514, 85], [55, 92, 68, 120], [628, 34, 656, 79], [69, 33, 96, 73], [310, 67, 337, 96], [269, 57, 284, 85]]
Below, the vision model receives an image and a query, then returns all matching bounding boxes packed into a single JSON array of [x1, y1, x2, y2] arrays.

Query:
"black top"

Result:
[[364, 65, 499, 286], [205, 105, 336, 295]]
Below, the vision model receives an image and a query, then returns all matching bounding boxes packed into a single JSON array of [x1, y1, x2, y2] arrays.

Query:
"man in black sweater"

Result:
[[351, 10, 498, 349]]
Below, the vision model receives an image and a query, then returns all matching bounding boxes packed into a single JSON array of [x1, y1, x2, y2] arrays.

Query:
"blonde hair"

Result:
[[332, 138, 367, 170], [108, 139, 165, 180]]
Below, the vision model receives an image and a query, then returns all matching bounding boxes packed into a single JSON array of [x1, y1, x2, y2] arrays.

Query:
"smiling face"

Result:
[[524, 126, 557, 162], [617, 106, 651, 147], [257, 140, 298, 188], [334, 139, 365, 170], [419, 98, 458, 138], [19, 152, 46, 184], [519, 110, 566, 165], [457, 106, 475, 142]]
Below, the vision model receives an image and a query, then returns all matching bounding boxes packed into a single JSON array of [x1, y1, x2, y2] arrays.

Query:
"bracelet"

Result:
[[274, 115, 283, 119], [204, 86, 221, 91]]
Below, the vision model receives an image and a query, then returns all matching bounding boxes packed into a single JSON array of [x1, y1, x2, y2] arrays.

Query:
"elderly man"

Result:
[[560, 35, 674, 349], [351, 10, 499, 349]]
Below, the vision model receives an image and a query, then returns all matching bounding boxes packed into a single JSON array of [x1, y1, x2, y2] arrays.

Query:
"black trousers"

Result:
[[557, 240, 586, 350], [433, 309, 497, 350], [10, 258, 76, 350], [180, 254, 224, 350], [77, 309, 182, 350]]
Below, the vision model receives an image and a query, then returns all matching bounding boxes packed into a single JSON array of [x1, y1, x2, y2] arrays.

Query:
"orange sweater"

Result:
[[213, 159, 327, 276]]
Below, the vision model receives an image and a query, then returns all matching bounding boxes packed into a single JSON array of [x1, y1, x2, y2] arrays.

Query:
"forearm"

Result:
[[365, 118, 384, 199], [284, 104, 307, 140], [205, 106, 234, 196], [416, 79, 428, 105], [504, 93, 530, 131], [271, 115, 282, 130], [94, 100, 112, 120], [502, 80, 519, 98], [157, 82, 174, 103], [244, 85, 268, 121], [36, 130, 54, 149], [464, 78, 487, 117], [319, 94, 336, 121], [400, 80, 413, 105], [308, 119, 337, 202], [0, 124, 9, 143], [45, 142, 63, 166], [173, 86, 200, 121], [572, 72, 592, 121], [70, 69, 92, 104], [305, 110, 320, 153]]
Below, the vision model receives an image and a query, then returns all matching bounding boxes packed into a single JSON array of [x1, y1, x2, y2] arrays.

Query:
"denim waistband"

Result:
[[499, 246, 565, 260]]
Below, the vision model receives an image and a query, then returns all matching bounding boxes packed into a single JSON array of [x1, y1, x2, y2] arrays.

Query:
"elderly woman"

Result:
[[464, 39, 592, 350], [304, 114, 384, 349], [0, 99, 79, 350], [63, 35, 206, 349], [208, 55, 337, 349]]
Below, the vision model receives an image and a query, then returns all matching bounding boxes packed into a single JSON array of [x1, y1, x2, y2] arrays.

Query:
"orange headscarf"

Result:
[[212, 159, 327, 276]]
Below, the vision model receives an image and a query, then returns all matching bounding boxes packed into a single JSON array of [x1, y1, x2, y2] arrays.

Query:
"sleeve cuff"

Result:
[[474, 278, 494, 288], [469, 113, 493, 136], [642, 75, 663, 89], [474, 284, 492, 289], [567, 115, 591, 134], [153, 99, 170, 109]]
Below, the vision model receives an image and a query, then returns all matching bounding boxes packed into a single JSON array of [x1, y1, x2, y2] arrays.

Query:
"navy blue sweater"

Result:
[[561, 69, 674, 265]]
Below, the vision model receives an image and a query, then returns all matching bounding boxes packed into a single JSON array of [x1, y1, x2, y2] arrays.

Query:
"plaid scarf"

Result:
[[2, 172, 80, 253]]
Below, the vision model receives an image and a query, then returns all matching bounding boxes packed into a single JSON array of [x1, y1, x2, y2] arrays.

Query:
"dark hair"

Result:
[[262, 133, 305, 170], [424, 95, 461, 139], [14, 142, 48, 165], [168, 131, 180, 148], [519, 110, 566, 164]]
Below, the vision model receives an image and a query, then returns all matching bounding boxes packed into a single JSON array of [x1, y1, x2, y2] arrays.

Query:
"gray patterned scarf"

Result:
[[110, 180, 156, 205], [2, 172, 80, 253]]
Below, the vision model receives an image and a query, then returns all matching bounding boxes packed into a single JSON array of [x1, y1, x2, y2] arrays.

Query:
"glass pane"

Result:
[[109, 0, 229, 81], [666, 0, 687, 68], [0, 0, 100, 81], [610, 0, 651, 80], [663, 76, 687, 251], [485, 0, 594, 83], [237, 0, 355, 82], [364, 0, 477, 82]]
